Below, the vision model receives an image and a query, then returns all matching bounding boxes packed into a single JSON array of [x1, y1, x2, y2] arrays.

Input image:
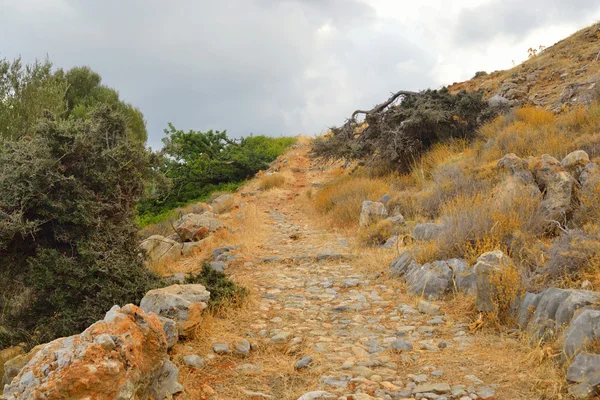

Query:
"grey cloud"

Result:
[[454, 0, 600, 46]]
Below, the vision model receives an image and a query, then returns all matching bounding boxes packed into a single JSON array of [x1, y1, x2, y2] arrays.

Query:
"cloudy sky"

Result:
[[1, 0, 600, 148]]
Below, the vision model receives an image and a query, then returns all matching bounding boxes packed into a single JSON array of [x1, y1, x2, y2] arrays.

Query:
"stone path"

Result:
[[173, 148, 546, 400]]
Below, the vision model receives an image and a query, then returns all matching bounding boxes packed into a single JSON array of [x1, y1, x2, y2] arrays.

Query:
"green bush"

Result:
[[138, 125, 294, 219], [185, 264, 248, 308], [0, 107, 163, 346]]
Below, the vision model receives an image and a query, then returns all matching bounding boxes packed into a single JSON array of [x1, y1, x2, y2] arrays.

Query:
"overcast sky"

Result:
[[1, 0, 600, 149]]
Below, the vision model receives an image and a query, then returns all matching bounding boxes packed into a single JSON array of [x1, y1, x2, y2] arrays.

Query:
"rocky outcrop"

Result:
[[210, 194, 234, 214], [140, 235, 183, 266], [2, 304, 182, 400], [175, 212, 223, 242], [562, 150, 590, 179], [534, 154, 579, 225], [140, 284, 211, 337], [388, 251, 473, 299], [474, 250, 517, 312], [497, 153, 535, 184], [359, 201, 387, 228], [412, 223, 444, 241]]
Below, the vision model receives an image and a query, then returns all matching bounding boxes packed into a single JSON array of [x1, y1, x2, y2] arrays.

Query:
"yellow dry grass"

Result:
[[258, 173, 287, 191]]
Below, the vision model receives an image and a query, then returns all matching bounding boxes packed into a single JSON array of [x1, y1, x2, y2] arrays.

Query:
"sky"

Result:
[[1, 0, 600, 149]]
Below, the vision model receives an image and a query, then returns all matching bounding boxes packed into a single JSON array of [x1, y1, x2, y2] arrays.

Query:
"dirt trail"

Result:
[[171, 144, 558, 400]]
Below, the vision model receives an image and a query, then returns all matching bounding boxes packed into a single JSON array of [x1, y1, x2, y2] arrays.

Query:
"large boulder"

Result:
[[412, 223, 444, 241], [175, 213, 223, 242], [448, 258, 476, 294], [497, 153, 535, 184], [516, 292, 542, 328], [564, 309, 600, 359], [2, 304, 182, 400], [139, 235, 182, 266], [566, 353, 600, 399], [389, 250, 416, 278], [140, 284, 210, 337], [359, 201, 388, 227], [526, 287, 571, 340], [534, 155, 579, 225], [562, 150, 590, 180], [210, 194, 234, 214], [474, 250, 518, 312], [405, 260, 453, 300]]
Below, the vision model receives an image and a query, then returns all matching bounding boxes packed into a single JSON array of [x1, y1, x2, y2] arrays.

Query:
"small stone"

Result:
[[183, 354, 205, 369], [431, 370, 444, 377], [418, 300, 440, 316], [296, 356, 313, 370], [212, 343, 230, 354], [235, 339, 251, 357], [409, 374, 428, 383], [477, 386, 496, 399], [391, 339, 413, 352]]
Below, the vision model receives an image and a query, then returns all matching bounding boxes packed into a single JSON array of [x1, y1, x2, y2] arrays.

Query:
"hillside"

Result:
[[449, 23, 600, 111], [5, 23, 600, 400]]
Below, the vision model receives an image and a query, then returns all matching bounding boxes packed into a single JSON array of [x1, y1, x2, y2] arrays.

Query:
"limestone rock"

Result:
[[564, 309, 600, 358], [412, 223, 444, 241], [3, 304, 183, 400], [1, 346, 41, 390], [497, 153, 535, 184], [140, 284, 210, 337], [474, 250, 517, 312], [210, 194, 234, 214], [175, 212, 223, 242], [359, 201, 388, 227], [526, 287, 571, 340], [567, 353, 600, 398], [388, 250, 415, 278], [534, 154, 579, 226], [562, 150, 590, 179], [140, 235, 182, 266], [405, 260, 453, 299]]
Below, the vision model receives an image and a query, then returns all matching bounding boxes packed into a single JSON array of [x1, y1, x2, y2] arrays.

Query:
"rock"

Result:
[[497, 153, 535, 184], [174, 212, 223, 242], [316, 250, 355, 262], [418, 300, 441, 316], [412, 223, 444, 241], [448, 258, 476, 294], [212, 343, 231, 354], [477, 386, 496, 399], [0, 346, 24, 388], [3, 304, 183, 399], [158, 316, 178, 349], [378, 194, 392, 206], [359, 201, 388, 227], [214, 246, 235, 259], [296, 391, 336, 400], [579, 163, 600, 190], [210, 193, 234, 214], [389, 250, 416, 278], [567, 353, 600, 397], [562, 150, 590, 179], [208, 261, 225, 273], [534, 154, 579, 225], [555, 290, 600, 329], [527, 287, 571, 340], [183, 354, 206, 369], [406, 261, 453, 299], [516, 292, 541, 328], [381, 236, 398, 249], [295, 356, 313, 369], [564, 309, 600, 358], [140, 235, 183, 266], [391, 339, 413, 352], [182, 241, 203, 256], [488, 95, 511, 112], [235, 339, 251, 357], [1, 346, 41, 389], [474, 250, 516, 312], [140, 284, 210, 337], [271, 332, 291, 343], [385, 214, 405, 228], [413, 383, 451, 394]]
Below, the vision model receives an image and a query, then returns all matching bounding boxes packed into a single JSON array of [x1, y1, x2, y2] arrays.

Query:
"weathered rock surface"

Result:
[[474, 250, 516, 312], [564, 309, 600, 358], [359, 201, 387, 227], [3, 304, 182, 400], [534, 154, 579, 225], [412, 223, 444, 241], [497, 153, 535, 184], [175, 212, 223, 242], [562, 150, 590, 179], [566, 353, 600, 398], [210, 193, 234, 214], [140, 284, 210, 337], [405, 260, 453, 299], [140, 235, 182, 266]]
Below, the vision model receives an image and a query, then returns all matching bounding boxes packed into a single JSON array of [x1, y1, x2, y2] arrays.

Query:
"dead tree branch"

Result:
[[350, 90, 417, 120]]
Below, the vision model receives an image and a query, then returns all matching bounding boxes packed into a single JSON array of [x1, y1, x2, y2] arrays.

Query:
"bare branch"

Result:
[[350, 90, 417, 120]]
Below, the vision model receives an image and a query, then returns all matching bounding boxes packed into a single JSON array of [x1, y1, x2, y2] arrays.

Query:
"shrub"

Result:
[[258, 173, 286, 190], [185, 264, 248, 309], [0, 107, 163, 346], [358, 220, 394, 246], [473, 71, 488, 79], [314, 175, 389, 228], [544, 229, 600, 285], [489, 262, 524, 326], [312, 88, 496, 173]]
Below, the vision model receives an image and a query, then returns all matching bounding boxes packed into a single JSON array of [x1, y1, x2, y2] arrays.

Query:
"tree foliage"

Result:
[[312, 88, 496, 172], [138, 125, 294, 217], [0, 107, 162, 346], [0, 58, 147, 144]]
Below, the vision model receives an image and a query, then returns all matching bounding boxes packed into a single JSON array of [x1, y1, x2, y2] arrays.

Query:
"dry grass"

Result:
[[357, 220, 394, 247], [313, 174, 391, 228], [258, 173, 286, 191]]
